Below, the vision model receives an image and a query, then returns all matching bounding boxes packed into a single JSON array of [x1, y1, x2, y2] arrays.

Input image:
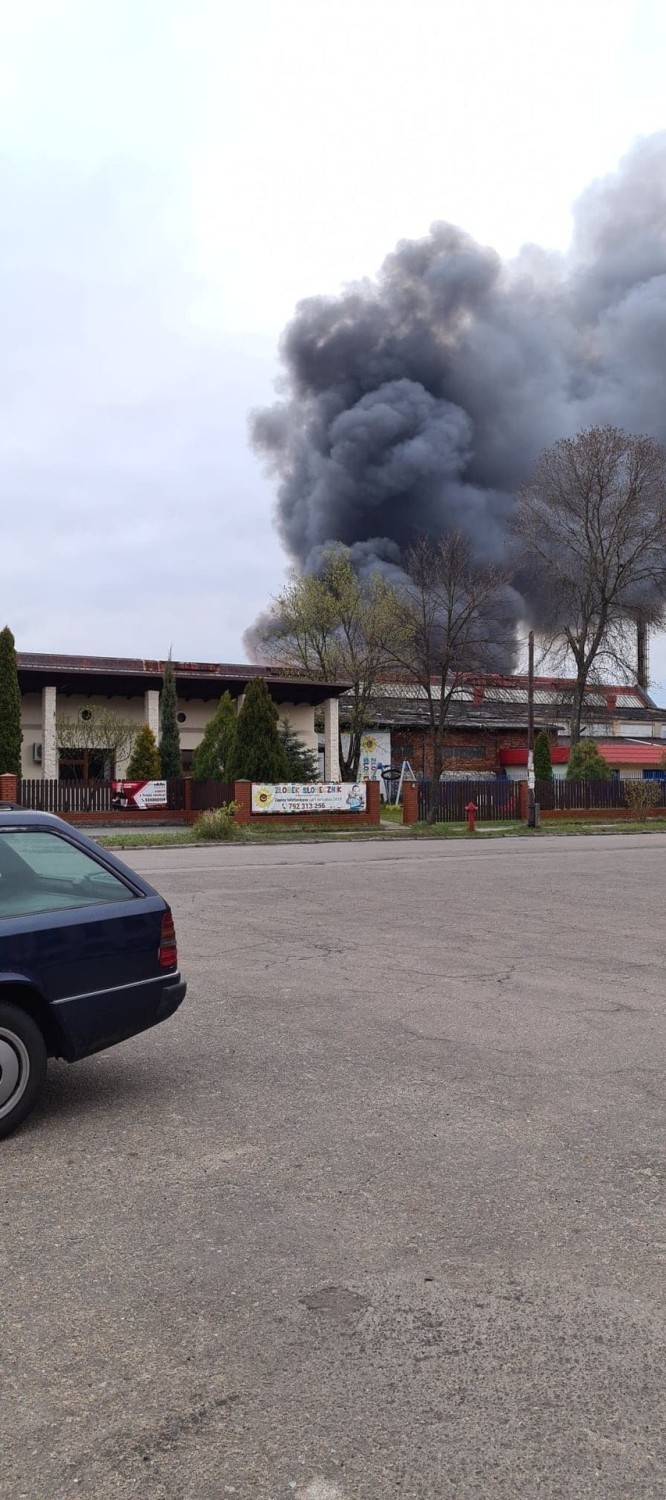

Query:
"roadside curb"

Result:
[[94, 822, 666, 851]]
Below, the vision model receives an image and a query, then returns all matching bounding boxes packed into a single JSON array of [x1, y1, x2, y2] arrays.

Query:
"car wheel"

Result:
[[0, 1004, 48, 1140]]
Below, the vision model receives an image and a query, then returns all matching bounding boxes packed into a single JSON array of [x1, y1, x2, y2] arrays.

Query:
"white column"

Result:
[[323, 696, 341, 781], [145, 689, 160, 738], [42, 685, 58, 779]]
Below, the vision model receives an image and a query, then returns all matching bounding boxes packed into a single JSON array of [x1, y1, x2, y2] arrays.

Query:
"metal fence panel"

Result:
[[417, 778, 520, 822], [534, 778, 658, 811], [417, 780, 431, 820], [18, 778, 237, 815], [19, 779, 113, 813], [190, 779, 235, 811], [164, 780, 185, 811]]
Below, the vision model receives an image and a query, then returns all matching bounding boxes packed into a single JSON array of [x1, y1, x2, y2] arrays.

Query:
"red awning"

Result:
[[500, 747, 569, 766]]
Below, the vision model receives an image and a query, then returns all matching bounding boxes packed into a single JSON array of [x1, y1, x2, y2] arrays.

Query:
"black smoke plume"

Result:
[[251, 133, 666, 625]]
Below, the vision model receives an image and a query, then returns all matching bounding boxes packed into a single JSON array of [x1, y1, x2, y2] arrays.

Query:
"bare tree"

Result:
[[56, 704, 139, 779], [248, 546, 397, 778], [514, 426, 666, 742], [388, 534, 516, 819]]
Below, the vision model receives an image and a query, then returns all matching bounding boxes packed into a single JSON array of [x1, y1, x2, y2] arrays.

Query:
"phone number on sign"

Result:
[[251, 783, 367, 814]]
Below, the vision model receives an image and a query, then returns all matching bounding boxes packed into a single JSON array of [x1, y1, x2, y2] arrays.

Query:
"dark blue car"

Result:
[[0, 808, 186, 1138]]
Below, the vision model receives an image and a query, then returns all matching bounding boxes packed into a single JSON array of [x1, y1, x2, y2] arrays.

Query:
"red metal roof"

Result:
[[500, 742, 666, 767], [469, 675, 651, 702], [380, 672, 656, 710], [597, 741, 666, 765], [16, 651, 346, 691], [15, 652, 349, 703]]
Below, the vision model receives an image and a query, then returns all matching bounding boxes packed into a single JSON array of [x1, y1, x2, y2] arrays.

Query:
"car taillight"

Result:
[[159, 909, 178, 970]]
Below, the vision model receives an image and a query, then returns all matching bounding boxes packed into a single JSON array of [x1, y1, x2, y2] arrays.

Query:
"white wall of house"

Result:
[[38, 694, 149, 778], [174, 697, 221, 761], [20, 694, 44, 778], [175, 698, 317, 760], [54, 695, 146, 727], [19, 690, 320, 779], [277, 702, 319, 755], [612, 721, 666, 738], [506, 762, 646, 782]]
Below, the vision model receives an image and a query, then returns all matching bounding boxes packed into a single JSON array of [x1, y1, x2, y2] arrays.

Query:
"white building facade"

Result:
[[17, 654, 344, 782]]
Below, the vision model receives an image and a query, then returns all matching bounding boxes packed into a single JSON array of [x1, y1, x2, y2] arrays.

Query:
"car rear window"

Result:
[[0, 830, 137, 918]]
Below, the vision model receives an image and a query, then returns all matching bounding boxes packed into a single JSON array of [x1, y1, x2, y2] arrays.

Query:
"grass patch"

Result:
[[97, 831, 196, 849], [191, 805, 238, 841], [379, 804, 403, 823], [410, 820, 527, 838], [96, 820, 393, 850], [537, 818, 666, 835], [95, 815, 666, 851], [408, 817, 666, 838], [241, 821, 391, 841]]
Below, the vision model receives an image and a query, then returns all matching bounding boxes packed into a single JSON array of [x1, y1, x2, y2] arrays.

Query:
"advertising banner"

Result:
[[341, 731, 391, 790], [356, 731, 391, 785], [112, 780, 168, 810], [252, 782, 367, 815]]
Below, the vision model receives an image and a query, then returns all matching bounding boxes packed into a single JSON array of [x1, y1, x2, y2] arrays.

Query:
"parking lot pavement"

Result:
[[2, 835, 665, 1499]]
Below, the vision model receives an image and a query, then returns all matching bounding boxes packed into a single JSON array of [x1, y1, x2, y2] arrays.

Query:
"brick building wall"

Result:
[[389, 725, 541, 778]]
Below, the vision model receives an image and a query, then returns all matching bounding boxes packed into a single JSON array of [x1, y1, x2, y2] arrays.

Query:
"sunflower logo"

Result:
[[361, 735, 377, 753], [254, 784, 275, 810]]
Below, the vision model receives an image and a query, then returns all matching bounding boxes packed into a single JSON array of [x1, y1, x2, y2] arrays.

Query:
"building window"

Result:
[[443, 744, 486, 759], [59, 749, 114, 781]]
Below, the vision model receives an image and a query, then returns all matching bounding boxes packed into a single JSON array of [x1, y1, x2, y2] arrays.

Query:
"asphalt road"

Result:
[[2, 835, 665, 1500]]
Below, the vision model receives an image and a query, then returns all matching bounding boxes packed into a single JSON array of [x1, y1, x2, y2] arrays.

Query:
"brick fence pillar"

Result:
[[0, 773, 18, 804], [402, 781, 419, 825], [233, 780, 252, 824], [518, 780, 529, 822], [366, 779, 380, 825]]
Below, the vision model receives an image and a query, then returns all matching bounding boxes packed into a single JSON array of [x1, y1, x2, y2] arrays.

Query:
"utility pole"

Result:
[[527, 630, 537, 827], [636, 617, 649, 691]]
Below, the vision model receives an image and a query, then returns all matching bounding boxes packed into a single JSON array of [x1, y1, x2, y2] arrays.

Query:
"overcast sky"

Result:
[[2, 0, 666, 692]]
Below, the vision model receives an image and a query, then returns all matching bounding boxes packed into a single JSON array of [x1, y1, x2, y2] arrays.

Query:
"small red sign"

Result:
[[111, 779, 168, 810]]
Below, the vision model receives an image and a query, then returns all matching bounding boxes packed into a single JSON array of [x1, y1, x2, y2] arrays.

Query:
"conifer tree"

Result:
[[533, 730, 553, 782], [226, 677, 288, 782], [126, 724, 161, 779], [159, 655, 182, 778], [279, 718, 319, 781], [566, 738, 611, 781], [0, 626, 22, 780], [191, 692, 238, 780]]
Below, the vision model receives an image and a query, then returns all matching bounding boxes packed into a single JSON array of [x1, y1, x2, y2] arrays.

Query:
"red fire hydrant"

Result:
[[465, 800, 477, 833]]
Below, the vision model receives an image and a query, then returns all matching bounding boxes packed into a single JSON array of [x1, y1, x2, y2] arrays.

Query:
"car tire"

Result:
[[0, 1003, 48, 1140]]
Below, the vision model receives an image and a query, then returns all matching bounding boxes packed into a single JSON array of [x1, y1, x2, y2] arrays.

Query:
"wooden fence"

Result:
[[189, 779, 235, 811], [415, 776, 666, 822], [535, 778, 666, 811], [18, 775, 665, 824], [18, 778, 232, 815], [20, 779, 115, 813]]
